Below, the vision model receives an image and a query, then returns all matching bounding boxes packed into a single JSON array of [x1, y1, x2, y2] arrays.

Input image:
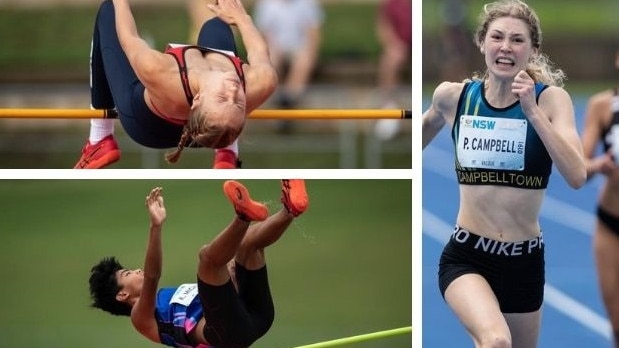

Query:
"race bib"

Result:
[[170, 283, 198, 307], [457, 115, 527, 170]]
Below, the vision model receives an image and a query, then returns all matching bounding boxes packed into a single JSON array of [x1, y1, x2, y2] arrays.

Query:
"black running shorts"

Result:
[[438, 226, 545, 313]]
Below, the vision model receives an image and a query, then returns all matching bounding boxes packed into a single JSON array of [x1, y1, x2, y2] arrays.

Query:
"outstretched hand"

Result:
[[146, 187, 166, 226], [207, 0, 249, 26]]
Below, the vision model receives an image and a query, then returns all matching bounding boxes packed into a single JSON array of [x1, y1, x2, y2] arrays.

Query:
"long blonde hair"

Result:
[[472, 0, 566, 87], [164, 108, 242, 164]]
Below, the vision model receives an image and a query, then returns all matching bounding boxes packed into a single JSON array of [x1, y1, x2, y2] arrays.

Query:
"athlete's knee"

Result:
[[200, 17, 231, 36], [198, 243, 222, 267], [203, 16, 228, 27], [385, 46, 407, 65], [477, 333, 511, 348], [235, 241, 266, 269], [99, 0, 114, 13], [96, 0, 115, 25]]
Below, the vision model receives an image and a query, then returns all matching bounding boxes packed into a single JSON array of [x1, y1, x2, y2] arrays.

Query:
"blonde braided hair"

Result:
[[164, 110, 243, 164], [164, 126, 193, 164]]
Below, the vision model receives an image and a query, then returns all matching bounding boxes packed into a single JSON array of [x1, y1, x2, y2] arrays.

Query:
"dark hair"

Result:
[[88, 257, 131, 316]]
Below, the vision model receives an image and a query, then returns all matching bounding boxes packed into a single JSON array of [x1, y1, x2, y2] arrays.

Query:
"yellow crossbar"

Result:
[[0, 108, 411, 120]]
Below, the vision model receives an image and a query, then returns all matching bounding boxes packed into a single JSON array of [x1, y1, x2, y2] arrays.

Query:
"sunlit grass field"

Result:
[[0, 179, 412, 348]]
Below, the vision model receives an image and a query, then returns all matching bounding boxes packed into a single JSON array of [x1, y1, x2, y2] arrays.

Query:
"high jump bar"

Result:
[[0, 108, 411, 120], [291, 326, 412, 348]]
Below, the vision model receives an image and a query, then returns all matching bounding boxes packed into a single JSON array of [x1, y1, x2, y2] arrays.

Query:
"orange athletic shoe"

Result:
[[213, 149, 241, 169], [223, 180, 268, 221], [281, 179, 308, 217], [74, 135, 121, 169]]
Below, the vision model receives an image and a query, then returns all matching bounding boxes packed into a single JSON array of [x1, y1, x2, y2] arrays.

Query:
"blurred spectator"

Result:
[[437, 0, 471, 81], [253, 0, 324, 134], [373, 0, 412, 141]]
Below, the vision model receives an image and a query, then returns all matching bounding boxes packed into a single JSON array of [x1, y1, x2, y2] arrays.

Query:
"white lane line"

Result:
[[544, 284, 611, 340]]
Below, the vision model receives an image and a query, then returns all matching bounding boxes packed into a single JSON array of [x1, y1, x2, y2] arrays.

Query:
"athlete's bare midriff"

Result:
[[456, 184, 544, 242]]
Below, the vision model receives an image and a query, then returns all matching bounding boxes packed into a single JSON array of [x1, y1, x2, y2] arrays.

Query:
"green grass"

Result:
[[0, 180, 412, 348]]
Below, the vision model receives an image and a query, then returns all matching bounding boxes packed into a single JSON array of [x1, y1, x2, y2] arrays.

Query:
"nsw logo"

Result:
[[472, 119, 496, 130]]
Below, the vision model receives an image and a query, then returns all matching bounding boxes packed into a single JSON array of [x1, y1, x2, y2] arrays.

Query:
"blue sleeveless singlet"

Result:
[[155, 284, 214, 348], [451, 80, 552, 189]]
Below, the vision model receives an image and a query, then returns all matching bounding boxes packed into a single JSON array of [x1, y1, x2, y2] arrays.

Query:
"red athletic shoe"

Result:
[[281, 179, 308, 217], [74, 135, 120, 169], [213, 149, 241, 169], [223, 180, 268, 221]]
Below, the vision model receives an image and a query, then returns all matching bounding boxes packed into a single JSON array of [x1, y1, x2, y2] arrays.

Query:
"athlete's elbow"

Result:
[[265, 68, 278, 92], [571, 176, 587, 189], [567, 169, 587, 189], [259, 70, 278, 102]]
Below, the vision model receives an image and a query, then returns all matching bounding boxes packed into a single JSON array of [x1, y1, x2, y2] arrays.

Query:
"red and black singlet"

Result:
[[164, 44, 247, 106]]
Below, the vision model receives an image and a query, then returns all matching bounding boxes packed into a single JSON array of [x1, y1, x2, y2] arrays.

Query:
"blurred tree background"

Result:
[[0, 0, 393, 84], [422, 0, 619, 89], [0, 0, 616, 85]]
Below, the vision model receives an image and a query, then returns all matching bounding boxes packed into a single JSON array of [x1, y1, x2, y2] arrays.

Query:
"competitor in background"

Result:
[[373, 0, 412, 141], [581, 49, 619, 347], [252, 0, 324, 134]]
